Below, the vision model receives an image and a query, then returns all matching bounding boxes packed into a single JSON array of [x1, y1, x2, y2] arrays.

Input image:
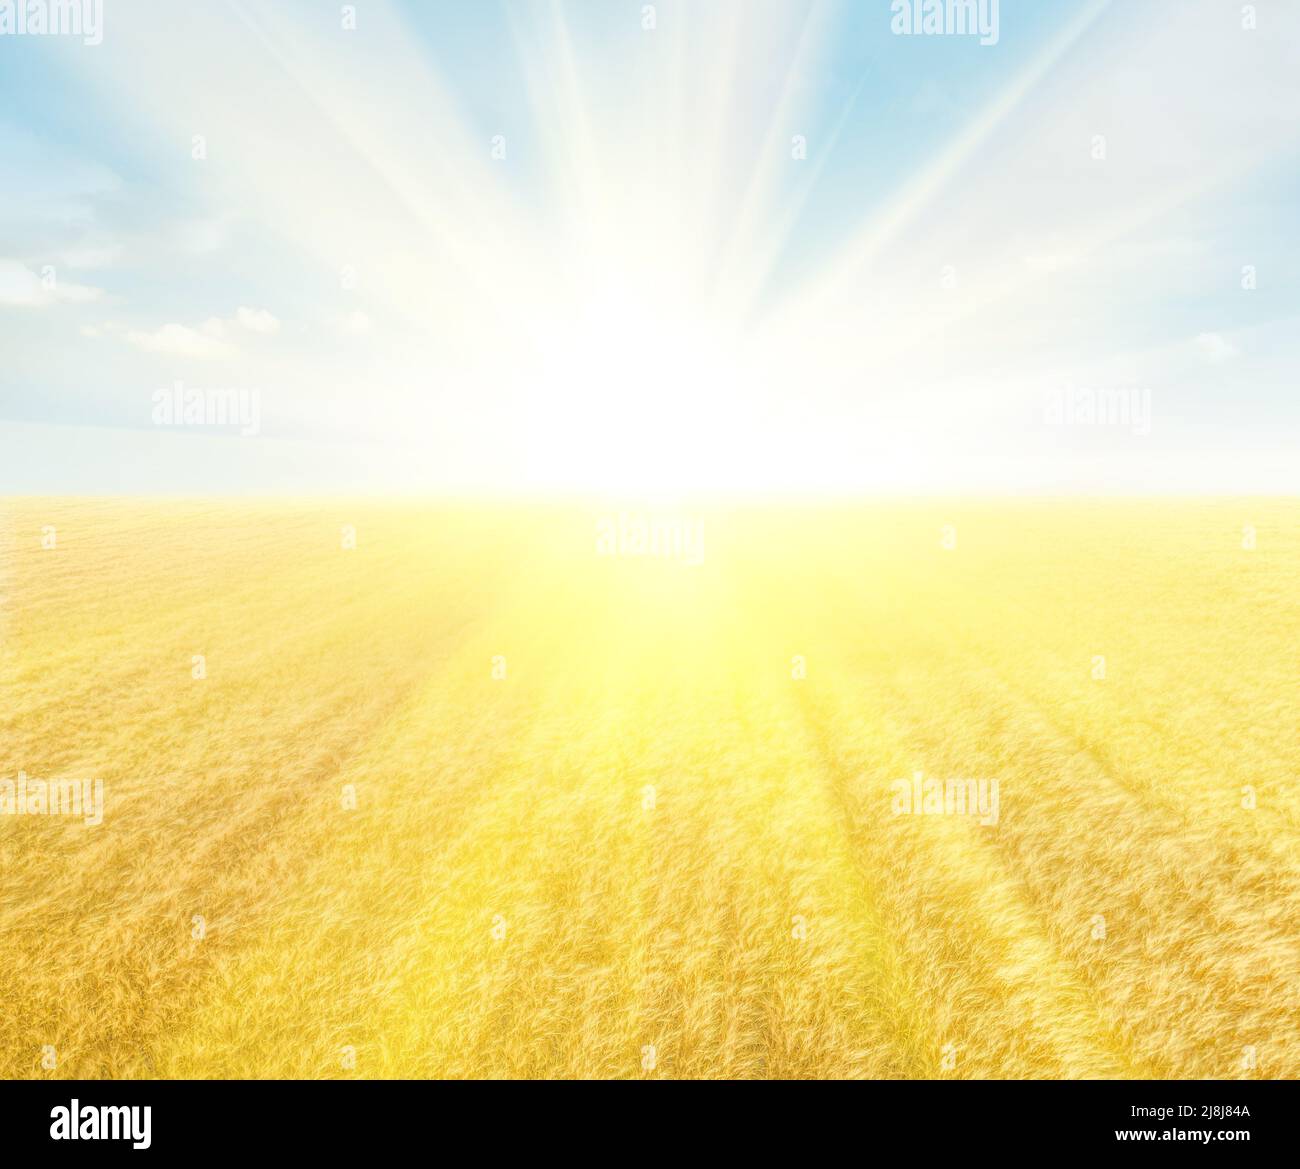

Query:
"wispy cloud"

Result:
[[1194, 332, 1240, 363], [124, 321, 230, 359], [234, 306, 280, 335], [97, 307, 281, 358]]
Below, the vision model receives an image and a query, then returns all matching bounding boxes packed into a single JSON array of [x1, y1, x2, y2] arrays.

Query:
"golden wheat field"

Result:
[[1, 497, 1297, 1080]]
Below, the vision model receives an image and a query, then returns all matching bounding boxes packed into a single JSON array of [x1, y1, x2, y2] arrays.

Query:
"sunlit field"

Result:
[[2, 498, 1297, 1080]]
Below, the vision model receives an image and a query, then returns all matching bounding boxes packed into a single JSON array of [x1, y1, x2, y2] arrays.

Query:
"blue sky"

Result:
[[1, 0, 1298, 494]]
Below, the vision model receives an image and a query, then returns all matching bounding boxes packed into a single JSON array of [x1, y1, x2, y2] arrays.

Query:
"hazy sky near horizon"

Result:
[[1, 0, 1298, 495]]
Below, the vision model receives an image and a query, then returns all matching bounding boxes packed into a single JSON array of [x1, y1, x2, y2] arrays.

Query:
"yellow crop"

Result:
[[2, 498, 1296, 1079]]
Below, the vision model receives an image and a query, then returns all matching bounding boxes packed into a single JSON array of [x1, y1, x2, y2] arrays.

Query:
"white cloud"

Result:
[[235, 306, 281, 334], [1194, 332, 1239, 363], [99, 307, 280, 359], [0, 258, 103, 307], [125, 322, 231, 359], [49, 281, 101, 304]]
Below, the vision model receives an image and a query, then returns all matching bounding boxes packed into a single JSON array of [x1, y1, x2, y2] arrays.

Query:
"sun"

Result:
[[510, 270, 758, 497]]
